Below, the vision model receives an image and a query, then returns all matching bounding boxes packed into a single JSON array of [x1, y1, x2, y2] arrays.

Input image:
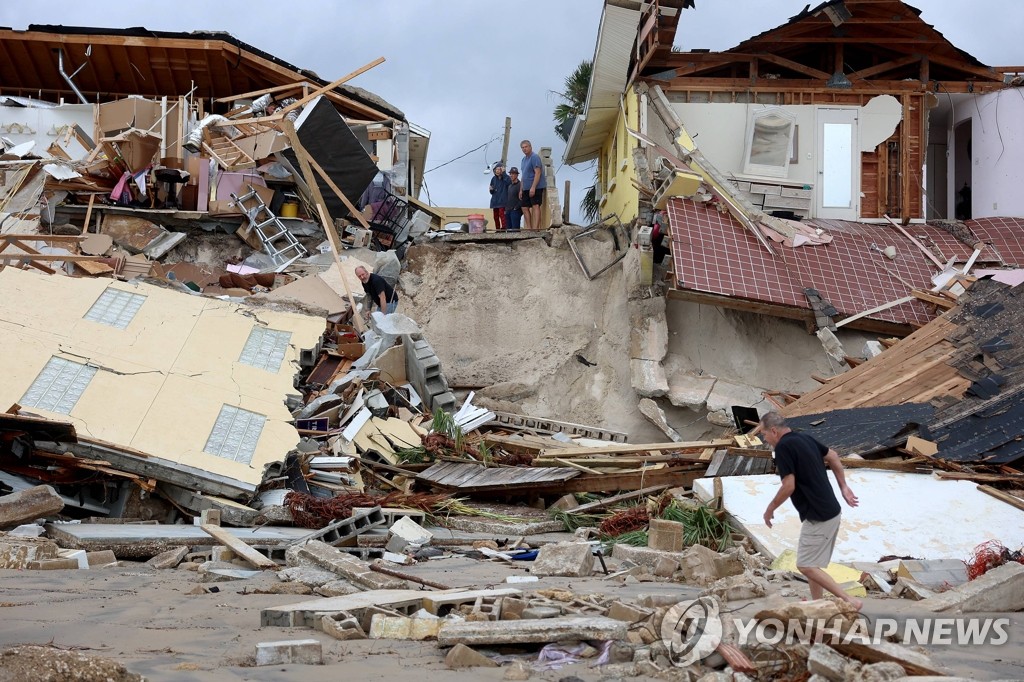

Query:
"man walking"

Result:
[[760, 412, 862, 610], [519, 140, 547, 231], [355, 266, 398, 315]]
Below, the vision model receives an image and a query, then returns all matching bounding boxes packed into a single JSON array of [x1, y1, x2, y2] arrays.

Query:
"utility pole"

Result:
[[501, 116, 512, 166]]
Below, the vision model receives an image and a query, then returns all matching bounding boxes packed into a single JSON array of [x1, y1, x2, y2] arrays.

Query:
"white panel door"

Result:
[[816, 108, 859, 220]]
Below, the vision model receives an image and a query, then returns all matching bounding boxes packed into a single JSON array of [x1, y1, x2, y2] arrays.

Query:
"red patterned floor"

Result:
[[666, 198, 1019, 327]]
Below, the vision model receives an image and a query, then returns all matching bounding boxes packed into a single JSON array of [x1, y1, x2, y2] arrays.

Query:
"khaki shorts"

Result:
[[796, 514, 841, 568]]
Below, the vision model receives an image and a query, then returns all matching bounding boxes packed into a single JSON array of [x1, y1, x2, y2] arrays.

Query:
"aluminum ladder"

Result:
[[231, 189, 307, 266]]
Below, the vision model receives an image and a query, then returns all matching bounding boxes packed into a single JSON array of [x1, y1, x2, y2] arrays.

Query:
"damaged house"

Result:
[[563, 0, 1024, 411]]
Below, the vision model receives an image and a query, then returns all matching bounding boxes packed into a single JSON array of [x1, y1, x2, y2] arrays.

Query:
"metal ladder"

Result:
[[231, 189, 307, 266]]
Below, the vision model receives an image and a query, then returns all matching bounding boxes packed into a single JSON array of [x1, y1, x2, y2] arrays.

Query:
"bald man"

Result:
[[355, 266, 398, 315]]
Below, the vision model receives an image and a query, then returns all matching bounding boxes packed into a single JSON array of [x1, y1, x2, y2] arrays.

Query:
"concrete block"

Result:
[[648, 519, 685, 552], [294, 506, 386, 548], [855, 661, 906, 681], [254, 639, 322, 666], [654, 556, 679, 578], [703, 572, 770, 601], [421, 588, 522, 616], [436, 616, 628, 647], [27, 558, 81, 570], [0, 485, 63, 528], [893, 578, 936, 600], [807, 643, 855, 682], [445, 642, 499, 669], [369, 614, 442, 640], [612, 543, 682, 569], [353, 507, 427, 527], [320, 613, 367, 641], [200, 509, 221, 526], [679, 544, 733, 586], [918, 561, 1024, 613], [316, 580, 361, 597], [500, 597, 527, 620], [277, 566, 338, 588], [547, 494, 579, 512], [385, 516, 433, 553], [606, 601, 653, 624], [295, 540, 406, 590], [211, 547, 237, 562], [86, 550, 117, 568], [630, 359, 669, 398], [57, 549, 88, 569], [146, 546, 189, 569], [530, 542, 594, 577]]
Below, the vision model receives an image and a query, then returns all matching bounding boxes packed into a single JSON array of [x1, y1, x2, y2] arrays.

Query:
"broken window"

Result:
[[20, 356, 98, 415], [204, 405, 266, 464], [743, 107, 796, 178], [238, 326, 292, 372], [84, 287, 147, 329]]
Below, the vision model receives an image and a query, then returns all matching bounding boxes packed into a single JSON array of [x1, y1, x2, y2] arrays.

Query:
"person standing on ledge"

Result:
[[518, 140, 547, 231], [488, 162, 510, 231], [760, 411, 862, 611], [355, 266, 398, 316]]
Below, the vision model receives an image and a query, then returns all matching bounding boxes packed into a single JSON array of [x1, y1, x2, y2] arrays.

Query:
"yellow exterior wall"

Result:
[[0, 268, 324, 485], [597, 87, 642, 224]]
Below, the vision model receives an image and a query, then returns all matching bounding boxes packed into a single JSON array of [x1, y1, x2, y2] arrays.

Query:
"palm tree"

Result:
[[553, 60, 600, 223]]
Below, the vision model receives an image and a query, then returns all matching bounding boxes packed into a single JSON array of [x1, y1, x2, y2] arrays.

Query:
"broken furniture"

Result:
[[367, 191, 411, 251]]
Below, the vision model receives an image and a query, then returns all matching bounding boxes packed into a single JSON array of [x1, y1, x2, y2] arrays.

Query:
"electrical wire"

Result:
[[424, 133, 503, 174]]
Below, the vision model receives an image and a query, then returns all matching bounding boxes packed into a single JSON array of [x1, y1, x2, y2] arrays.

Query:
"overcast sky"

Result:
[[2, 2, 1020, 223]]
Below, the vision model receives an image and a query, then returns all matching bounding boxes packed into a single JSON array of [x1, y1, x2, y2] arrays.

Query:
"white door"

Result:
[[815, 108, 859, 220]]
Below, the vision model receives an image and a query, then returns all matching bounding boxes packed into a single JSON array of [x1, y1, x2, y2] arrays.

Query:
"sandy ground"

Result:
[[1, 551, 1022, 681]]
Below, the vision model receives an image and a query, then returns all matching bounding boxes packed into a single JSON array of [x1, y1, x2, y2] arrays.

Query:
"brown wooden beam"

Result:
[[757, 52, 831, 80], [848, 54, 921, 81], [924, 53, 1005, 82]]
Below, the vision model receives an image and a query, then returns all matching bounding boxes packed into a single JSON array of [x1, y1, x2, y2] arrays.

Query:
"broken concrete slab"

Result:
[[44, 523, 307, 559], [606, 601, 654, 624], [369, 614, 442, 641], [808, 643, 858, 682], [436, 616, 627, 647], [704, 379, 765, 426], [679, 543, 745, 586], [445, 642, 499, 669], [530, 542, 594, 577], [830, 639, 944, 676], [0, 535, 59, 569], [896, 559, 968, 590], [254, 639, 322, 666], [702, 572, 770, 601], [638, 398, 682, 442], [320, 613, 367, 641], [667, 371, 717, 409], [917, 561, 1024, 613], [629, 296, 668, 362], [145, 546, 189, 569], [293, 541, 406, 590], [261, 589, 428, 628], [630, 359, 669, 398], [0, 485, 64, 529], [277, 566, 339, 588]]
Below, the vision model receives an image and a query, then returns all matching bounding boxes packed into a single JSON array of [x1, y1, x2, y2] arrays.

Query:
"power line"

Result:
[[424, 133, 504, 174]]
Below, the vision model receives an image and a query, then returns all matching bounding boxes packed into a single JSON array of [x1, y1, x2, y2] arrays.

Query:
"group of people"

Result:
[[488, 140, 547, 231]]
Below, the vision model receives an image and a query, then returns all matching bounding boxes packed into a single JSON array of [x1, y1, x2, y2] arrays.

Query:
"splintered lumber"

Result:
[[278, 57, 386, 117], [533, 454, 705, 467], [936, 471, 1024, 483], [568, 485, 671, 515], [538, 439, 731, 458], [839, 457, 929, 472], [556, 466, 706, 494], [200, 524, 278, 570], [977, 485, 1024, 512]]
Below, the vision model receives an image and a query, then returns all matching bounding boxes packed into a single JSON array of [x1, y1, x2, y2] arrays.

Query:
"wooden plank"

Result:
[[557, 466, 706, 494], [539, 440, 731, 458], [569, 485, 671, 515], [200, 524, 278, 570], [911, 289, 955, 310], [553, 457, 603, 475], [977, 485, 1024, 512], [278, 57, 386, 117], [936, 472, 1024, 483]]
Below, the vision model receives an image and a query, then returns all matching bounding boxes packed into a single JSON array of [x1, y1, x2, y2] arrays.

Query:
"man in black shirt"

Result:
[[760, 412, 862, 610], [355, 266, 398, 315]]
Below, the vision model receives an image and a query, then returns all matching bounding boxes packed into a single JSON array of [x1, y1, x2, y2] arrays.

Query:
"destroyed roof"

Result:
[[0, 24, 404, 121], [783, 278, 1024, 465], [667, 198, 1024, 333]]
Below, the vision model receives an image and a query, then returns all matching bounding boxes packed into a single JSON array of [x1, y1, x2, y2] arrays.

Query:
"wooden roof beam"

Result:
[[848, 54, 922, 81], [757, 52, 831, 80], [925, 53, 1005, 82]]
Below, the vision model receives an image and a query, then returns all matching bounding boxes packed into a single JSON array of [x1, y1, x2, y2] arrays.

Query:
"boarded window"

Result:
[[84, 288, 146, 329], [238, 327, 292, 372], [20, 357, 97, 415], [204, 405, 266, 464]]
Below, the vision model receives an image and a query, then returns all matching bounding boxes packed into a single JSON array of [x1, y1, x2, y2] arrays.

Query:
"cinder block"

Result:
[[86, 550, 118, 568], [27, 558, 81, 570], [292, 506, 386, 548], [254, 639, 322, 666], [385, 516, 433, 553], [445, 643, 499, 669], [606, 601, 654, 624], [200, 509, 221, 526]]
